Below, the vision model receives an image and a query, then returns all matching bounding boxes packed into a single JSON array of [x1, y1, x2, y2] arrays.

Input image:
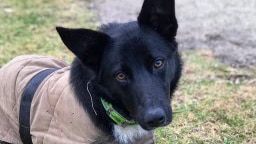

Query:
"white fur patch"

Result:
[[113, 124, 150, 144]]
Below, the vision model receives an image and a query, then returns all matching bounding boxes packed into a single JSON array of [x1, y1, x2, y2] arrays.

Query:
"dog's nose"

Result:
[[144, 108, 166, 128]]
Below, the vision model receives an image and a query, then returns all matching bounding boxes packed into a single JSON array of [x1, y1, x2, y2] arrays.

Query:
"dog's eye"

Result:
[[116, 72, 127, 81], [154, 59, 164, 68]]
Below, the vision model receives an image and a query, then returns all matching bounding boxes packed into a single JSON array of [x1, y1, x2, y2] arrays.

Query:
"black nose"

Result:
[[144, 108, 166, 128]]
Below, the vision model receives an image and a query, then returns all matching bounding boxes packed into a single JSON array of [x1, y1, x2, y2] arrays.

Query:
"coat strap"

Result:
[[19, 68, 59, 144]]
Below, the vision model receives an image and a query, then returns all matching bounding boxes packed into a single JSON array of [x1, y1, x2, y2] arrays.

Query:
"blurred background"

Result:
[[0, 0, 255, 143], [93, 0, 256, 68]]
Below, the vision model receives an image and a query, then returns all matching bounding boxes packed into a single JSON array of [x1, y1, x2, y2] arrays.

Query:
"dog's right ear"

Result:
[[56, 27, 110, 72], [138, 0, 178, 40]]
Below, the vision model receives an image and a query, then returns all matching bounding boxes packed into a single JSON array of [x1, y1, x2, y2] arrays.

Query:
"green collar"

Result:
[[100, 98, 136, 127]]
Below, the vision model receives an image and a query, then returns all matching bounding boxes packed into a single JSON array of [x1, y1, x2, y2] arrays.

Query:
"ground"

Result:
[[92, 0, 256, 68]]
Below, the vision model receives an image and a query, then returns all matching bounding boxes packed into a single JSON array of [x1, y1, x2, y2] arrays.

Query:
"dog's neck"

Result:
[[70, 59, 150, 143], [87, 81, 150, 143]]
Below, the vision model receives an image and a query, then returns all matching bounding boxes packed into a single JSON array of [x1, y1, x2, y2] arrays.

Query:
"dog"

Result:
[[0, 0, 181, 143]]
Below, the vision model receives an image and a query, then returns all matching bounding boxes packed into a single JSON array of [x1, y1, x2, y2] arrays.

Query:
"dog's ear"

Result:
[[56, 27, 110, 72], [138, 0, 178, 39]]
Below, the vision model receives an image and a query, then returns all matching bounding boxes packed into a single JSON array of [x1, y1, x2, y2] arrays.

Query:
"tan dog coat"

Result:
[[0, 55, 103, 143]]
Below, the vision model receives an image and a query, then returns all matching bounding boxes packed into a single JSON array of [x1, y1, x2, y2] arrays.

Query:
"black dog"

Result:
[[0, 0, 181, 143], [56, 0, 182, 143]]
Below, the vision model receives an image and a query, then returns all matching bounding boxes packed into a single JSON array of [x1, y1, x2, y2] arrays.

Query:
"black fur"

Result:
[[56, 0, 182, 141]]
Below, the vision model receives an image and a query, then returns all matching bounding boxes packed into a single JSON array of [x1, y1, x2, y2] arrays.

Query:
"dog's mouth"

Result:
[[139, 120, 170, 131], [136, 116, 171, 131], [134, 107, 173, 131]]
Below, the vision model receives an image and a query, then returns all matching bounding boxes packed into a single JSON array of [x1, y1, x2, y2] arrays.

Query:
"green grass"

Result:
[[0, 0, 96, 64], [0, 0, 255, 144]]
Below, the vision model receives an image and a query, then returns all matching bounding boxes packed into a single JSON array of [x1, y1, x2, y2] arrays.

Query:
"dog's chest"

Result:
[[113, 125, 155, 144]]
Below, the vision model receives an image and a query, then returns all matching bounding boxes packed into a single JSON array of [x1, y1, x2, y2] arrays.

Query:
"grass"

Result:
[[0, 0, 255, 144], [0, 0, 96, 64], [155, 50, 256, 144]]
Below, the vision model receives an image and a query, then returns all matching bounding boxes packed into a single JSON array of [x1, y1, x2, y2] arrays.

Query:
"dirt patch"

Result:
[[91, 0, 256, 68]]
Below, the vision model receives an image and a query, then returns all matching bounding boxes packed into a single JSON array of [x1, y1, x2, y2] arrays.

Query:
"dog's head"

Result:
[[57, 0, 181, 131]]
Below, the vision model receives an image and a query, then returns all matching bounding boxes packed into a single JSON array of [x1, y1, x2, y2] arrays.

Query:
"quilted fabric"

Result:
[[0, 55, 103, 144]]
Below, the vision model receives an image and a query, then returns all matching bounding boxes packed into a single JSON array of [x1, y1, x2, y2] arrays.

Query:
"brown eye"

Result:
[[116, 72, 127, 81], [154, 59, 164, 68]]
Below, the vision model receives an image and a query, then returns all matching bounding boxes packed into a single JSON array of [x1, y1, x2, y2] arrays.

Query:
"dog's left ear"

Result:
[[138, 0, 178, 39], [56, 27, 110, 72]]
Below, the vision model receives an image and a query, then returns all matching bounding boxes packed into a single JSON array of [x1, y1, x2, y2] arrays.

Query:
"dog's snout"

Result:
[[144, 108, 166, 128]]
